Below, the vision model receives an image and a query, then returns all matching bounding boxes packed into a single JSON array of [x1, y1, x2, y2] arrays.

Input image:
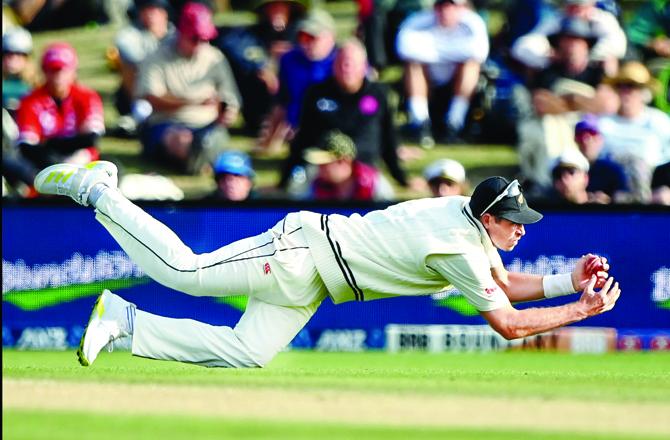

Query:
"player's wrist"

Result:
[[543, 273, 577, 298]]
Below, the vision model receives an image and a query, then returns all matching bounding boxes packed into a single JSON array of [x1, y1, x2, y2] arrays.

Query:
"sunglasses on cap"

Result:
[[480, 179, 521, 216]]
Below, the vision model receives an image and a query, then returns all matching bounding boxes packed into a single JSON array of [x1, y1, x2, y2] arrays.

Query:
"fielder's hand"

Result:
[[572, 254, 609, 291], [577, 275, 621, 317]]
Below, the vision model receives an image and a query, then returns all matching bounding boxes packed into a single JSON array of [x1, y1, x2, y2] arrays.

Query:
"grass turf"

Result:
[[3, 410, 656, 440], [3, 350, 670, 439]]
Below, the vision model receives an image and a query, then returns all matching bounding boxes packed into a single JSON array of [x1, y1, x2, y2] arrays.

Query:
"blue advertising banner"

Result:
[[2, 201, 669, 350]]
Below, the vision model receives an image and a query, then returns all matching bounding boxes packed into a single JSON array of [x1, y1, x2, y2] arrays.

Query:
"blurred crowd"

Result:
[[2, 0, 669, 205]]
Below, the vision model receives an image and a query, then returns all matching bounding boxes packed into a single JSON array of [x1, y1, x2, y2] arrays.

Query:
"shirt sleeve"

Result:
[[80, 90, 105, 135], [136, 56, 167, 98], [115, 27, 144, 65], [214, 54, 241, 109], [15, 97, 42, 145], [426, 253, 510, 312]]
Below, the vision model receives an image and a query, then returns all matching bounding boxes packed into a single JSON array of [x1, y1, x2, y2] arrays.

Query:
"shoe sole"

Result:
[[77, 292, 105, 366]]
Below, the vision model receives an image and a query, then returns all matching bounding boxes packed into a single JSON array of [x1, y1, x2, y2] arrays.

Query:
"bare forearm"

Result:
[[500, 303, 588, 339], [144, 94, 189, 112], [493, 269, 545, 303]]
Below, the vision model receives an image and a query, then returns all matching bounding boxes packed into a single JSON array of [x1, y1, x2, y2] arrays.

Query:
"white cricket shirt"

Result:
[[299, 196, 511, 311]]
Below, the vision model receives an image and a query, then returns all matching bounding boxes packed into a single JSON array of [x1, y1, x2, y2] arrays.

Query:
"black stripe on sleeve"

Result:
[[334, 241, 364, 301]]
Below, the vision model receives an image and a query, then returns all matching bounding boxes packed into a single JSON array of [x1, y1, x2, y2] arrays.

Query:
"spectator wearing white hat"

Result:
[[2, 26, 37, 116], [423, 158, 467, 197], [543, 148, 609, 205]]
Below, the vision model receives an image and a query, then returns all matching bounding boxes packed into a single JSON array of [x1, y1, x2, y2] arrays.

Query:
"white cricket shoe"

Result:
[[77, 289, 136, 367], [34, 160, 118, 206]]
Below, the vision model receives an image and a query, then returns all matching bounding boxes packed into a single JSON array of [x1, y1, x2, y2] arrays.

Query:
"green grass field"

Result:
[[4, 350, 670, 439]]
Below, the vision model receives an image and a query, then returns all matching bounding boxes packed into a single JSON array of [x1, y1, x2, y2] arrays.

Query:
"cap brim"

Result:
[[498, 205, 543, 225], [304, 149, 337, 165]]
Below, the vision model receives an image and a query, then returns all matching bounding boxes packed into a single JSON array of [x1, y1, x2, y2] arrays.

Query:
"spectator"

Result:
[[357, 0, 430, 73], [539, 148, 604, 205], [599, 61, 670, 202], [15, 42, 105, 170], [512, 0, 626, 76], [298, 130, 395, 202], [137, 1, 241, 174], [279, 38, 409, 190], [2, 108, 37, 197], [210, 150, 256, 201], [496, 0, 556, 51], [2, 26, 38, 116], [257, 9, 337, 152], [651, 161, 670, 205], [112, 0, 174, 137], [423, 158, 467, 197], [396, 0, 489, 145], [574, 115, 630, 203], [516, 17, 612, 190], [626, 0, 670, 62], [216, 0, 308, 134]]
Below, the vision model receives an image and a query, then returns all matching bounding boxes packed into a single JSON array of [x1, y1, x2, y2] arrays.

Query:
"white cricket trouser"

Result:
[[93, 189, 327, 367]]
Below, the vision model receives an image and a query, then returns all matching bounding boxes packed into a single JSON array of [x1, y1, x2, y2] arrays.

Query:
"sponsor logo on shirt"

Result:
[[263, 262, 271, 275], [358, 95, 379, 115]]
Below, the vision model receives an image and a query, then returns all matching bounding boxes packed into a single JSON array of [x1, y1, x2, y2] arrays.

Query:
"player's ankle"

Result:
[[88, 182, 110, 207]]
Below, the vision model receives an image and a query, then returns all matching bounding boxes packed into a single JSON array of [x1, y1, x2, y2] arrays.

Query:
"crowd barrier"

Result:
[[3, 200, 669, 351]]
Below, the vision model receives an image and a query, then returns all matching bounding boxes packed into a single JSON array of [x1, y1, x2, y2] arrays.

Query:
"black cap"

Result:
[[469, 176, 543, 225]]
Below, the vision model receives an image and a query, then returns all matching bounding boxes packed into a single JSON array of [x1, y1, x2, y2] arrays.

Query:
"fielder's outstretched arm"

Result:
[[492, 254, 610, 303], [480, 276, 621, 340]]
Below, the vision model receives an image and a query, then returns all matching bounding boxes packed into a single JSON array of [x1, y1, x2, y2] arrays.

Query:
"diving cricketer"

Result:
[[34, 161, 620, 367]]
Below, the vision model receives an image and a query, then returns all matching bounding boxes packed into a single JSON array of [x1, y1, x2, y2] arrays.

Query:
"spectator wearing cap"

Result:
[[423, 158, 467, 197], [215, 0, 308, 135], [396, 0, 489, 145], [529, 17, 611, 116], [137, 1, 241, 174], [511, 0, 626, 76], [15, 42, 105, 171], [112, 0, 174, 137], [516, 17, 614, 191], [651, 161, 670, 206], [256, 9, 338, 152], [210, 150, 256, 201], [574, 114, 630, 203], [599, 61, 670, 202], [2, 26, 38, 116], [297, 130, 395, 202], [279, 38, 409, 191], [538, 148, 604, 205]]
